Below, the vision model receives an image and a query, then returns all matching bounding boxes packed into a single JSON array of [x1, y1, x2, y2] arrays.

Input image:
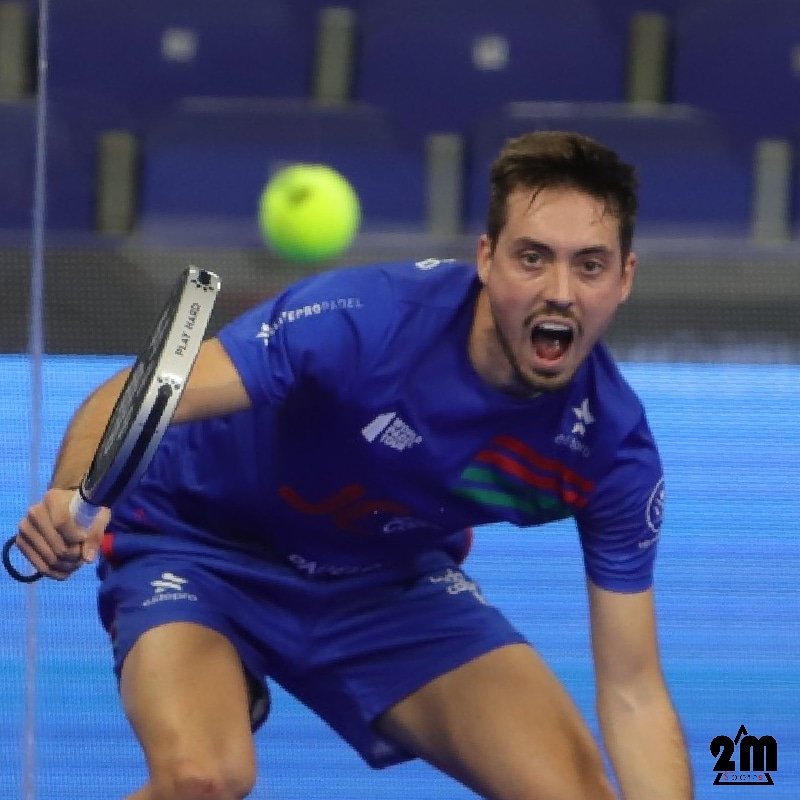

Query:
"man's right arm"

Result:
[[17, 336, 251, 578], [51, 336, 249, 487], [50, 368, 130, 491], [16, 369, 130, 579]]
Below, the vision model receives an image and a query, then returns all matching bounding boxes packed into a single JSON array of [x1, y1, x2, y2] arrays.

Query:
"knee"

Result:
[[558, 737, 618, 800], [526, 763, 616, 800], [514, 730, 616, 800], [150, 756, 256, 800]]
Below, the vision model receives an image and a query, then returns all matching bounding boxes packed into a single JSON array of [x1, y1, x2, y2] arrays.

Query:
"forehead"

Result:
[[503, 185, 621, 247]]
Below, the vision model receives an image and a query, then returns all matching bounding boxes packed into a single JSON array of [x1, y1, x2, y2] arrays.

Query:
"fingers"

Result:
[[14, 525, 83, 580], [14, 488, 110, 580]]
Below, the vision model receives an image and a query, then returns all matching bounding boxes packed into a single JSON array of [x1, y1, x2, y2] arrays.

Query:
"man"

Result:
[[14, 131, 693, 799]]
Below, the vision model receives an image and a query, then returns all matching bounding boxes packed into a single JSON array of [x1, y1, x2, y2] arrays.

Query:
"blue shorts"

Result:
[[96, 532, 527, 768]]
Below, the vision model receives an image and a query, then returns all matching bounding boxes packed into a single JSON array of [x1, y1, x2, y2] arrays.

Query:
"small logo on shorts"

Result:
[[429, 568, 487, 604], [151, 572, 188, 593], [142, 571, 197, 607]]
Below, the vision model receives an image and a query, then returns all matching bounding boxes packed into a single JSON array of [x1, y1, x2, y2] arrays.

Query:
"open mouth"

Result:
[[530, 321, 575, 364]]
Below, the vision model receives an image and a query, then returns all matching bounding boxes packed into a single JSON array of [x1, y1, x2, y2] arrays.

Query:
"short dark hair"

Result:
[[486, 131, 639, 257]]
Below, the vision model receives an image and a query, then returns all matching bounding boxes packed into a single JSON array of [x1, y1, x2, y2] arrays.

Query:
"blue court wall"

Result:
[[1, 356, 798, 798]]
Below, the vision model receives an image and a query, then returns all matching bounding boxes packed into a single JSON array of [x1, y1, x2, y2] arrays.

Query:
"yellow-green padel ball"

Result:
[[259, 164, 361, 262]]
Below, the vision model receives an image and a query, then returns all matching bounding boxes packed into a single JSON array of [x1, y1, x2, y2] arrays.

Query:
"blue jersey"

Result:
[[110, 259, 664, 592]]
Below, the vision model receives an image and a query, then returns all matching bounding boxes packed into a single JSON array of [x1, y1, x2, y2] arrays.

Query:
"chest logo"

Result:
[[571, 398, 594, 436], [279, 484, 409, 535], [362, 412, 422, 451]]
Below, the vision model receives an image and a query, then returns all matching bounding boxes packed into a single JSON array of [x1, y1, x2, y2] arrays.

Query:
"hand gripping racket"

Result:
[[3, 266, 221, 582]]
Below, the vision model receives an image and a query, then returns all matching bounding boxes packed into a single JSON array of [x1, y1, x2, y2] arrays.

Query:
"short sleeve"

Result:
[[217, 267, 393, 407], [576, 417, 665, 593]]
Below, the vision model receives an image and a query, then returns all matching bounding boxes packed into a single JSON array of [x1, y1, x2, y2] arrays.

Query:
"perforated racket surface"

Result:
[[3, 266, 221, 582]]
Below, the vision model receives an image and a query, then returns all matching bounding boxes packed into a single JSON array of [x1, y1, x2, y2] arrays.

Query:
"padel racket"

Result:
[[3, 266, 221, 582]]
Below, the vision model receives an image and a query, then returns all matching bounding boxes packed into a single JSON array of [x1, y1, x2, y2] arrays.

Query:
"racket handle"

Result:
[[69, 490, 102, 529], [3, 490, 102, 583]]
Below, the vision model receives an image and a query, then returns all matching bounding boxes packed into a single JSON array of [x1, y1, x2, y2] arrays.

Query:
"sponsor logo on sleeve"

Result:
[[639, 477, 665, 549], [414, 258, 456, 270], [256, 297, 364, 345]]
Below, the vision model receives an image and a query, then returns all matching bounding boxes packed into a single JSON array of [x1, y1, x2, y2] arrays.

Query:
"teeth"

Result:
[[535, 322, 571, 332]]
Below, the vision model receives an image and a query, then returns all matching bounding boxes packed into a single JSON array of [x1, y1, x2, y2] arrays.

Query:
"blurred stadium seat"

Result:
[[355, 0, 626, 139], [31, 0, 330, 233], [135, 98, 426, 244], [0, 99, 34, 228], [672, 0, 800, 143], [466, 103, 752, 236], [0, 99, 97, 230], [47, 0, 320, 131]]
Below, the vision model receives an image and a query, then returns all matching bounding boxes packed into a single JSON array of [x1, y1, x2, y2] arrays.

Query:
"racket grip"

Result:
[[69, 490, 102, 529]]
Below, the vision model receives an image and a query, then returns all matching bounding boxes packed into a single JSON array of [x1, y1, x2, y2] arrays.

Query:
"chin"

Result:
[[523, 363, 579, 393], [530, 374, 574, 393]]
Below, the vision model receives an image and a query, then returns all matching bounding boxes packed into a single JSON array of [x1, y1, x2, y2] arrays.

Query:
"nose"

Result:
[[544, 262, 574, 311], [547, 298, 573, 313]]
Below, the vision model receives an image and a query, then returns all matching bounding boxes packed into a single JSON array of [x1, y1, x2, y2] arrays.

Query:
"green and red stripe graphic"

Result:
[[453, 434, 595, 521]]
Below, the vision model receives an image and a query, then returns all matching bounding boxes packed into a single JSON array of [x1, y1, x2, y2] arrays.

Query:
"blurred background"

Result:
[[0, 0, 798, 797]]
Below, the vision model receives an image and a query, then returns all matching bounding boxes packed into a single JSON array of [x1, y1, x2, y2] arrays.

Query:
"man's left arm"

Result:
[[588, 580, 693, 800]]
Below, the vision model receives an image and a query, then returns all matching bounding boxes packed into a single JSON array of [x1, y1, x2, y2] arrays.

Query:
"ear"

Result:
[[476, 234, 493, 284], [619, 251, 637, 303]]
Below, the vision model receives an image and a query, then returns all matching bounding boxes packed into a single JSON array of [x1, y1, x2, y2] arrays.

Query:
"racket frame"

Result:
[[3, 266, 221, 582]]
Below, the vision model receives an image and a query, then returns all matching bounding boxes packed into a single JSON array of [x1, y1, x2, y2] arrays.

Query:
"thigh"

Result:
[[121, 622, 256, 780], [375, 643, 617, 800], [278, 560, 526, 768]]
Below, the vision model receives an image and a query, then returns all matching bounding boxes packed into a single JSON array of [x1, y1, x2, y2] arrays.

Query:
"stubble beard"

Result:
[[492, 309, 574, 396]]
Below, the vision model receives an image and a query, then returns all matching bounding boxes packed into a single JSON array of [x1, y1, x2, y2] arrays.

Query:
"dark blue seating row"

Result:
[[466, 103, 753, 236], [32, 0, 800, 142], [3, 0, 790, 142], [2, 96, 794, 239], [137, 99, 427, 238], [0, 99, 96, 230], [671, 0, 800, 143], [355, 0, 627, 140], [0, 0, 797, 236], [0, 97, 770, 240], [354, 0, 799, 143], [46, 0, 319, 133]]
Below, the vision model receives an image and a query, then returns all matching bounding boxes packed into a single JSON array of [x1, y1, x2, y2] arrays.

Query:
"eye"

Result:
[[581, 259, 605, 275], [520, 250, 542, 267]]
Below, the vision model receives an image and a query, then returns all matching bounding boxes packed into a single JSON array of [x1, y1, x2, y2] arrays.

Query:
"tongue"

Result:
[[533, 335, 565, 361]]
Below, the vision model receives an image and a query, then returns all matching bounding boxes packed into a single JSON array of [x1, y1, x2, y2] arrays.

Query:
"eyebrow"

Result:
[[513, 238, 615, 258]]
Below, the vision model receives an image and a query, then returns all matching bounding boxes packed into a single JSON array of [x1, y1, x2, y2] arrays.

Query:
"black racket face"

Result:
[[81, 267, 220, 507], [83, 275, 185, 499], [87, 357, 154, 493]]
